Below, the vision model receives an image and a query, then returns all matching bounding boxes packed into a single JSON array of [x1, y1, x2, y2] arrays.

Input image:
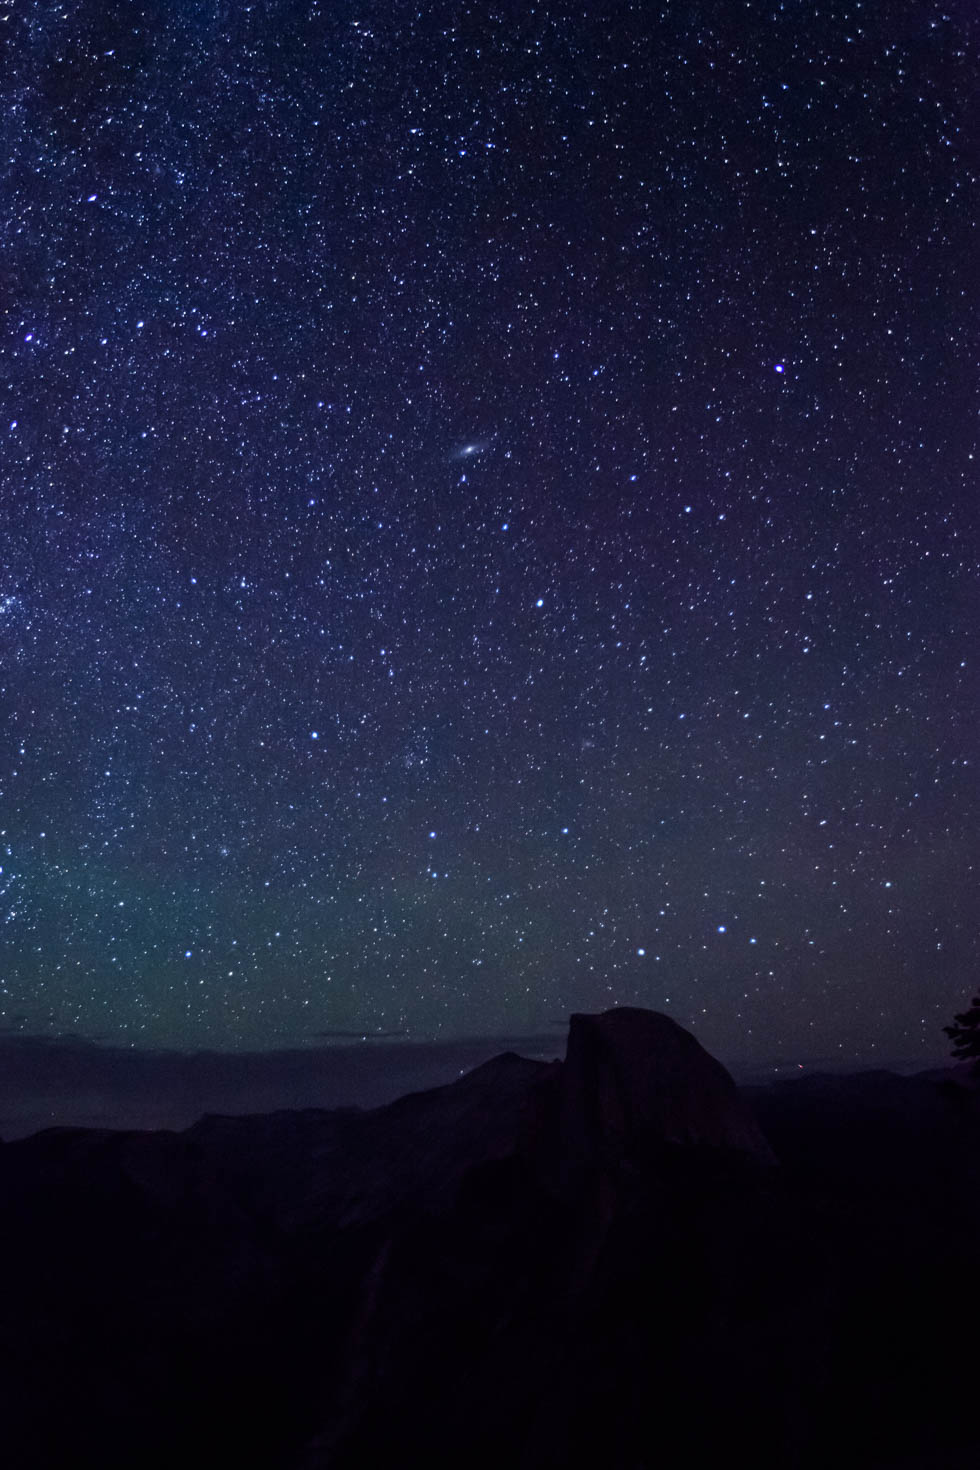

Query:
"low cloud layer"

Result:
[[0, 1033, 567, 1141]]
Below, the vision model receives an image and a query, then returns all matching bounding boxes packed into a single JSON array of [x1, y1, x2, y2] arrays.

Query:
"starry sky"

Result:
[[1, 0, 976, 1065]]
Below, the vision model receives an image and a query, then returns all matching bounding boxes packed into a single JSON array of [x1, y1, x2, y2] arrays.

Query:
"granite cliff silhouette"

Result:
[[1, 1008, 977, 1468]]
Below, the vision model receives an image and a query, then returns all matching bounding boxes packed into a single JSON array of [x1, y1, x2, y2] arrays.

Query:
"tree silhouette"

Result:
[[943, 995, 980, 1073]]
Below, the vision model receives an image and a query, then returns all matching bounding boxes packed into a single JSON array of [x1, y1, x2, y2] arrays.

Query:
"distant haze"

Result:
[[0, 1031, 954, 1143]]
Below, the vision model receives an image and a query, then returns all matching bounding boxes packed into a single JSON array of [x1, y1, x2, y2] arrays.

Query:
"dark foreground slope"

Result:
[[1, 1009, 977, 1470]]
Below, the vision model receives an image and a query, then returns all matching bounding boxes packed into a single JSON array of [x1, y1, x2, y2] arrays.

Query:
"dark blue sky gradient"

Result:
[[0, 1, 976, 1062]]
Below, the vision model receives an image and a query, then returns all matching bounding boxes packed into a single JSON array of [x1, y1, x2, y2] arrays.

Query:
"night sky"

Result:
[[1, 1, 976, 1066]]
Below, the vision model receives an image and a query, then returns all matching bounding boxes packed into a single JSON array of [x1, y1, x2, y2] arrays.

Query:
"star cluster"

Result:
[[0, 1, 976, 1062]]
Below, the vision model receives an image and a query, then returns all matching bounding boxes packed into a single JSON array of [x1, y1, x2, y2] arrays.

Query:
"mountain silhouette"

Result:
[[0, 1008, 977, 1469]]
